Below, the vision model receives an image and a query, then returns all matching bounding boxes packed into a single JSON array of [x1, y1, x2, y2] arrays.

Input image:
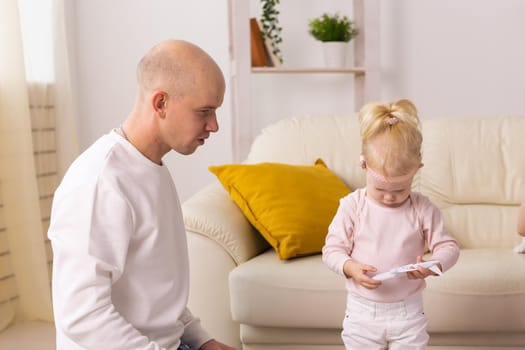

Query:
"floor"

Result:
[[0, 321, 55, 350], [0, 324, 522, 350]]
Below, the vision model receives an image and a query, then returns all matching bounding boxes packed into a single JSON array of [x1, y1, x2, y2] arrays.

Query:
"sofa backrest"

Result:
[[245, 114, 525, 249], [245, 114, 366, 190], [420, 116, 525, 249]]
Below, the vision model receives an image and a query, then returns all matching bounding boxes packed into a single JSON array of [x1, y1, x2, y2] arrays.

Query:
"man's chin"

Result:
[[174, 144, 199, 156], [177, 149, 195, 156]]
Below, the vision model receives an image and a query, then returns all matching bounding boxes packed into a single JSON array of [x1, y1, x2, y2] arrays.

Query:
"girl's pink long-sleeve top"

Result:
[[322, 188, 460, 303]]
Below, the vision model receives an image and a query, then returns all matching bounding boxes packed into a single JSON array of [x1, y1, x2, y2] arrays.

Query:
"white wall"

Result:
[[381, 0, 525, 118], [66, 0, 231, 201], [68, 0, 525, 201]]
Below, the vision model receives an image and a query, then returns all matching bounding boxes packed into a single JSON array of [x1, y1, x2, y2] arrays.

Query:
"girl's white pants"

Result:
[[342, 294, 429, 350]]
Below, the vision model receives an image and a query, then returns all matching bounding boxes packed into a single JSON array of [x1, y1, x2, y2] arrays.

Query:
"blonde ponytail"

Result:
[[358, 99, 422, 177]]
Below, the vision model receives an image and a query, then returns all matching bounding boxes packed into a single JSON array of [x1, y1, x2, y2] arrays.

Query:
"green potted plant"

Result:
[[308, 13, 358, 42], [308, 13, 358, 67]]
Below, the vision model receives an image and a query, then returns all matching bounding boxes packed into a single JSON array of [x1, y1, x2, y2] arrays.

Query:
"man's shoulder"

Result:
[[57, 134, 122, 191]]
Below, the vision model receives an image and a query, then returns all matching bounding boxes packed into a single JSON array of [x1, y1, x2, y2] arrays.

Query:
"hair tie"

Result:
[[387, 116, 398, 126]]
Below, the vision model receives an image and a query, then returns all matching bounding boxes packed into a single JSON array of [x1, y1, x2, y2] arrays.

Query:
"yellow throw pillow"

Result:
[[209, 159, 351, 259]]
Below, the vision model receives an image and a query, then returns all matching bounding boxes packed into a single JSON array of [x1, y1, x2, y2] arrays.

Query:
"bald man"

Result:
[[48, 40, 234, 350]]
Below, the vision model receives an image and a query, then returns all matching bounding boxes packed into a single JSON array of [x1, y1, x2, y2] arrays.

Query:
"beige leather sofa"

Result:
[[183, 114, 525, 350]]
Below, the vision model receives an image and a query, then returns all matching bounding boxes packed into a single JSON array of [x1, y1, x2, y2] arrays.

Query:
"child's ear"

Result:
[[359, 154, 367, 169]]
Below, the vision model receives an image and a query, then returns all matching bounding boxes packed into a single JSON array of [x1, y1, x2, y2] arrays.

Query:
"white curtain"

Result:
[[0, 0, 78, 330]]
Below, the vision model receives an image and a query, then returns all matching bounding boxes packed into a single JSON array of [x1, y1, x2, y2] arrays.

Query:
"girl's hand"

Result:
[[343, 259, 382, 289], [407, 255, 442, 280]]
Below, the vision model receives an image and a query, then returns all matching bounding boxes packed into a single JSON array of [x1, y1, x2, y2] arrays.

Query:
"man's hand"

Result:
[[200, 339, 236, 350], [343, 259, 381, 289]]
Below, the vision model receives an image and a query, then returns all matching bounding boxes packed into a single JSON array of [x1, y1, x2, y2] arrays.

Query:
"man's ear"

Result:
[[152, 91, 167, 115]]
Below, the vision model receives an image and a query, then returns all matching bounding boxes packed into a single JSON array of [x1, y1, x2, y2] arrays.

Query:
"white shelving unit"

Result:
[[228, 0, 380, 162], [251, 67, 366, 74]]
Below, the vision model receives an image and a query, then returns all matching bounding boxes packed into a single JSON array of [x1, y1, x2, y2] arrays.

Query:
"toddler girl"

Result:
[[322, 99, 460, 349]]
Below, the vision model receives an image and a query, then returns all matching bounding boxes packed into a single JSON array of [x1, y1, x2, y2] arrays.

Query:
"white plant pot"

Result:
[[322, 41, 349, 68]]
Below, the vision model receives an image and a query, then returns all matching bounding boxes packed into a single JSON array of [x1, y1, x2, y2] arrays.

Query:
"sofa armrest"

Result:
[[182, 181, 269, 265]]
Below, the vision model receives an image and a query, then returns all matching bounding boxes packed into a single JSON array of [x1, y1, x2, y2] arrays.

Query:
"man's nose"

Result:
[[207, 115, 219, 133]]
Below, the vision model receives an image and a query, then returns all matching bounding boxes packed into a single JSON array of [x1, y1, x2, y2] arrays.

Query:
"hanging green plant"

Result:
[[260, 0, 283, 64]]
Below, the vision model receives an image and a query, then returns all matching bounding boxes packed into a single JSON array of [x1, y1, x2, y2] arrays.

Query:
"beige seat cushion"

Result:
[[424, 248, 525, 333], [230, 248, 525, 333], [229, 250, 346, 328]]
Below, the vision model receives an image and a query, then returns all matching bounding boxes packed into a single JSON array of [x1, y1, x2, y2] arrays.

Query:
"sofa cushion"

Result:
[[424, 249, 525, 333], [229, 249, 525, 334], [420, 116, 525, 249], [229, 250, 345, 328], [245, 114, 366, 191], [209, 159, 351, 259]]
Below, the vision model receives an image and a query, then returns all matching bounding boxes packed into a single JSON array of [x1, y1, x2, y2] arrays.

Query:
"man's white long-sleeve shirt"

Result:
[[48, 131, 210, 349]]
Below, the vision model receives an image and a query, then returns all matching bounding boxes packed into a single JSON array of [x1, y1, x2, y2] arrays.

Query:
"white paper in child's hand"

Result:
[[372, 260, 442, 281], [514, 237, 525, 253]]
